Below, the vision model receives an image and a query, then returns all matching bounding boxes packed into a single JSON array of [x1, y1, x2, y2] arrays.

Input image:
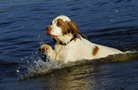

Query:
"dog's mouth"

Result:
[[46, 30, 57, 38], [46, 26, 57, 38]]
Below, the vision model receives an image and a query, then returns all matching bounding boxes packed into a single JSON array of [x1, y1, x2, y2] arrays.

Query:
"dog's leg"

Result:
[[39, 44, 56, 60]]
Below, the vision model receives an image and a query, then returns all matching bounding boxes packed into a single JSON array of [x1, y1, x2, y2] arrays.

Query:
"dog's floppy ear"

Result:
[[68, 21, 88, 39], [68, 21, 79, 34]]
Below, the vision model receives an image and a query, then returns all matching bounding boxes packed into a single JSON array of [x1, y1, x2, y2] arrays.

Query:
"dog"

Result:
[[39, 15, 123, 63]]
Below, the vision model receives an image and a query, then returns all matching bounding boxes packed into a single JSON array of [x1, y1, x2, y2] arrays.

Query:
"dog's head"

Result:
[[46, 15, 86, 44]]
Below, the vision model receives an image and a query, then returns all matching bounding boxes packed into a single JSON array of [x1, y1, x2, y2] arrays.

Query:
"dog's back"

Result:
[[54, 35, 122, 63]]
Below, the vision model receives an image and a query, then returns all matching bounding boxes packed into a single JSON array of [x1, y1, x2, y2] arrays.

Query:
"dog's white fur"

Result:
[[39, 15, 122, 63]]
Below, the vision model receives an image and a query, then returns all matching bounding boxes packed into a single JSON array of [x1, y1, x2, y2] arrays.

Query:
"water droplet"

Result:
[[35, 52, 38, 54], [27, 61, 30, 64], [16, 69, 19, 72], [25, 56, 28, 59], [115, 9, 118, 12], [111, 19, 113, 22]]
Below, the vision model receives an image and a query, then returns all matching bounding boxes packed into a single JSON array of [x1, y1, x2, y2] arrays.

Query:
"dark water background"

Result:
[[0, 0, 138, 89]]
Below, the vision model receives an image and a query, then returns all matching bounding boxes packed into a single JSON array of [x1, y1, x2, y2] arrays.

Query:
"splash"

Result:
[[16, 31, 62, 80], [16, 52, 62, 80], [38, 31, 45, 46]]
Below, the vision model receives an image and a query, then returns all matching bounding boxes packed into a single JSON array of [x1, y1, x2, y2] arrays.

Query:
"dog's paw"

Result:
[[39, 44, 52, 53]]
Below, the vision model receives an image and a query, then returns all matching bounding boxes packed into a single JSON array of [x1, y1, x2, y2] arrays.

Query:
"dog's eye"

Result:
[[57, 23, 61, 26], [50, 22, 52, 25]]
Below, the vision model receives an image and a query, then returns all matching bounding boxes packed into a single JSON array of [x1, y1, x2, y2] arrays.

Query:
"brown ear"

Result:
[[68, 21, 79, 34], [68, 21, 88, 39]]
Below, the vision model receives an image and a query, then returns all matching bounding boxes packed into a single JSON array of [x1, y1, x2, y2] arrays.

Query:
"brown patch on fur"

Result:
[[92, 46, 99, 56], [73, 38, 77, 42], [56, 19, 64, 27], [56, 19, 73, 35], [39, 45, 50, 53], [67, 21, 87, 39], [56, 19, 87, 39]]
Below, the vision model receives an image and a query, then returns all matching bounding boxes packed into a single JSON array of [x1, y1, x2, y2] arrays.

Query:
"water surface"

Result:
[[0, 0, 138, 89]]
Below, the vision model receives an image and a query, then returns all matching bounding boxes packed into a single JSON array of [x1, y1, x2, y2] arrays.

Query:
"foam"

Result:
[[17, 52, 62, 80]]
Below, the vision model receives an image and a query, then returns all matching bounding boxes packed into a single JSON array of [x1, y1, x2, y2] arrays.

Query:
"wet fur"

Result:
[[39, 15, 123, 63]]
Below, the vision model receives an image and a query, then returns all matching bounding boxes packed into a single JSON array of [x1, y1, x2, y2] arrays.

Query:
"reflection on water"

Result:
[[16, 51, 138, 89], [47, 64, 92, 90], [46, 52, 138, 90]]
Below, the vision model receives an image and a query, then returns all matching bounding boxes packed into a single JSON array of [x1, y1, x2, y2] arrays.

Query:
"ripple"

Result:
[[0, 59, 19, 65], [0, 0, 138, 89], [16, 51, 138, 80]]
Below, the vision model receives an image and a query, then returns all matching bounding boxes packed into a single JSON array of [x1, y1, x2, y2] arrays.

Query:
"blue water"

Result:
[[0, 0, 138, 89]]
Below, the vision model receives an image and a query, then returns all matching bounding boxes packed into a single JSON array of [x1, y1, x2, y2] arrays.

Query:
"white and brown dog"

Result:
[[39, 15, 122, 63]]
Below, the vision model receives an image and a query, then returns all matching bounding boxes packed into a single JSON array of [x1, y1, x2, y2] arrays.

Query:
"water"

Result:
[[0, 0, 138, 89]]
